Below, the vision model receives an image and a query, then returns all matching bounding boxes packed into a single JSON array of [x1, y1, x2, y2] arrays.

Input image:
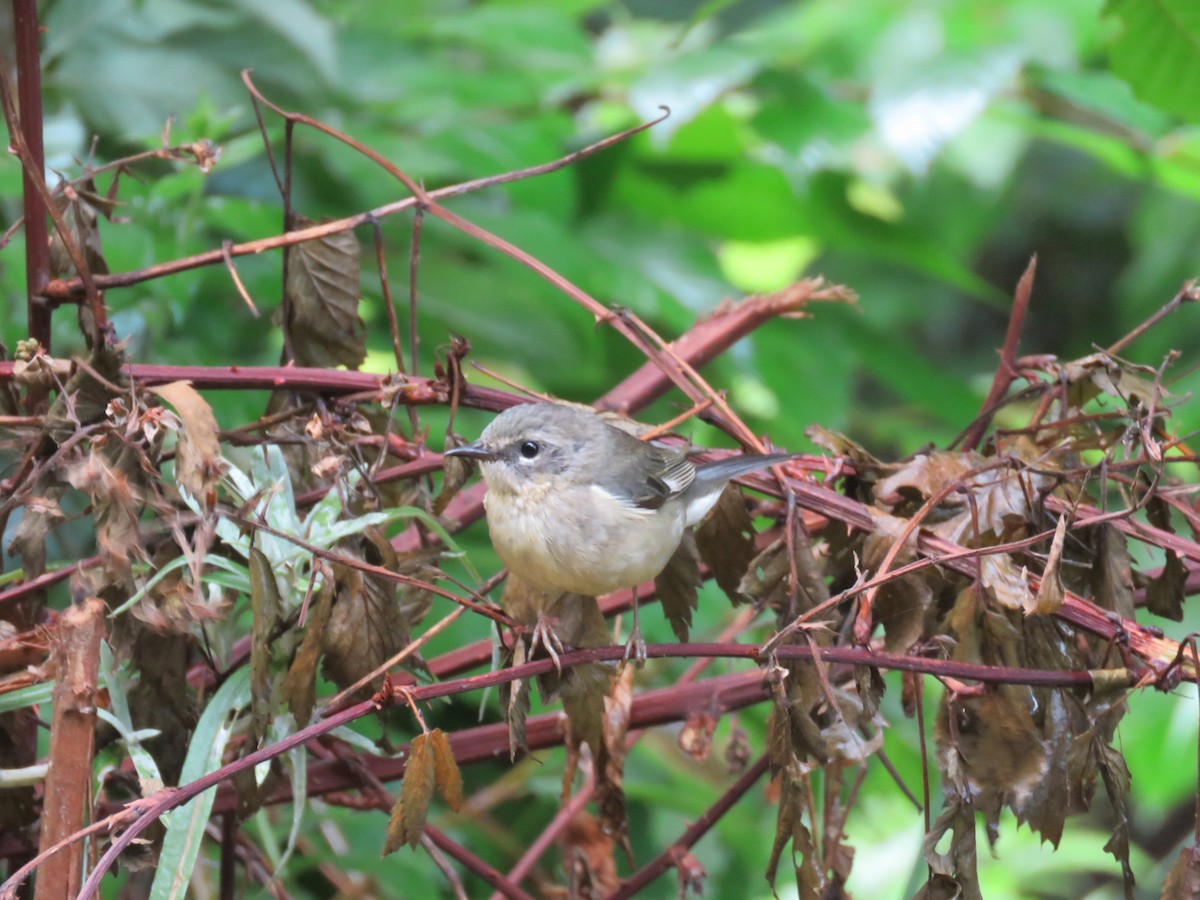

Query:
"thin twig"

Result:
[[956, 255, 1036, 451], [605, 754, 771, 899]]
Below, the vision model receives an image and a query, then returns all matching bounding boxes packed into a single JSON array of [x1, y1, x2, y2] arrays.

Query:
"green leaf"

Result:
[[1107, 0, 1200, 122], [150, 667, 252, 900]]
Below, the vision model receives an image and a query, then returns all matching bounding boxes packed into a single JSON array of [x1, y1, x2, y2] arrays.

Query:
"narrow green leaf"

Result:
[[150, 667, 251, 900]]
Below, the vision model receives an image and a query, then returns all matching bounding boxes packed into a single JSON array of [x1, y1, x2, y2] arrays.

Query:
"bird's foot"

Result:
[[621, 628, 647, 670], [531, 613, 565, 675]]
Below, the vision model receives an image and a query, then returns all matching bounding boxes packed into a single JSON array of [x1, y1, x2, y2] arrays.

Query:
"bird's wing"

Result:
[[638, 451, 696, 510], [596, 437, 696, 511]]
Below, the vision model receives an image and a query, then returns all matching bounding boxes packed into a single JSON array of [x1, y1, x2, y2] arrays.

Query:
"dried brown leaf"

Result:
[[434, 433, 471, 517], [766, 778, 821, 898], [656, 531, 701, 642], [65, 450, 143, 583], [874, 572, 932, 652], [382, 794, 408, 857], [738, 539, 789, 609], [854, 665, 886, 720], [1089, 523, 1136, 621], [48, 179, 111, 281], [500, 639, 531, 759], [725, 725, 751, 774], [321, 539, 412, 699], [805, 425, 888, 479], [923, 798, 982, 900], [8, 484, 65, 578], [694, 486, 757, 604], [281, 580, 336, 727], [979, 554, 1031, 613], [1033, 515, 1067, 615], [283, 213, 366, 369], [428, 728, 463, 812], [1097, 739, 1135, 895], [248, 547, 283, 746], [536, 591, 612, 755], [149, 381, 221, 505], [1146, 550, 1186, 622], [742, 528, 831, 621], [559, 811, 619, 897], [674, 849, 707, 898], [765, 775, 797, 892], [111, 624, 195, 785], [678, 711, 718, 761], [1016, 691, 1071, 848], [596, 664, 633, 851], [44, 344, 126, 444], [383, 732, 436, 854], [937, 690, 1046, 843], [768, 693, 829, 768]]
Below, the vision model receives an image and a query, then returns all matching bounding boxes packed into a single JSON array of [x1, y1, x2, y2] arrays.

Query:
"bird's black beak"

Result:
[[444, 443, 497, 463]]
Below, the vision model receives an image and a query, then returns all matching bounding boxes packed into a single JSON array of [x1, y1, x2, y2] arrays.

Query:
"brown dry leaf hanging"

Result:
[[499, 636, 532, 759], [921, 798, 982, 900], [320, 531, 416, 700], [544, 590, 612, 756], [595, 663, 633, 854], [383, 732, 436, 854], [678, 711, 718, 761], [248, 546, 283, 747], [655, 531, 701, 642], [44, 343, 127, 445], [979, 554, 1032, 614], [693, 485, 758, 604], [1015, 689, 1073, 849], [7, 479, 66, 579], [282, 213, 366, 369], [766, 776, 822, 898], [149, 381, 222, 506], [1145, 495, 1186, 621], [280, 579, 336, 727], [48, 178, 114, 281], [937, 688, 1047, 839], [861, 521, 932, 652], [65, 449, 144, 585], [1095, 738, 1135, 895], [434, 432, 472, 517], [1032, 515, 1068, 615], [1088, 523, 1137, 622], [427, 728, 463, 812], [559, 810, 619, 897]]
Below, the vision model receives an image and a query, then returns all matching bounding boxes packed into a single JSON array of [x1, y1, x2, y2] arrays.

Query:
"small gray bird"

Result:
[[445, 402, 791, 657]]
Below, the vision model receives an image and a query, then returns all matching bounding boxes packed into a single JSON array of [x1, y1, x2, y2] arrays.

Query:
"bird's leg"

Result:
[[531, 610, 564, 675], [622, 587, 647, 668]]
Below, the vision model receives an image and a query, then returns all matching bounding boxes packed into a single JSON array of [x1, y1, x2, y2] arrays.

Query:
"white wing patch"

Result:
[[591, 483, 658, 517], [657, 455, 695, 496]]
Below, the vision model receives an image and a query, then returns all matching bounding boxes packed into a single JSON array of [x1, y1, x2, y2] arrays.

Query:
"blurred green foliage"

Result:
[[3, 0, 1200, 897]]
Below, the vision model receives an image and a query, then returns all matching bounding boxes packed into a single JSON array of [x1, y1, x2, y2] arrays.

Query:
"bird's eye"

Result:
[[519, 440, 540, 459]]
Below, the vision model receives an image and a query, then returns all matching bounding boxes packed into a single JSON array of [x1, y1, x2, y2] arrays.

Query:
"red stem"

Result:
[[606, 754, 771, 899], [13, 0, 49, 350]]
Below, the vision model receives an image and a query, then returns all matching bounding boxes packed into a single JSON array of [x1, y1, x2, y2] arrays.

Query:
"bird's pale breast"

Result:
[[484, 480, 685, 596]]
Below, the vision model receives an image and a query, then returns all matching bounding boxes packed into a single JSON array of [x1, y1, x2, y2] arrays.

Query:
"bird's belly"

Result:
[[484, 486, 683, 596]]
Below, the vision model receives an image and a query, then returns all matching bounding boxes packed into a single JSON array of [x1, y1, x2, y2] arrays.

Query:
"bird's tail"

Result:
[[692, 452, 794, 490], [683, 452, 794, 526]]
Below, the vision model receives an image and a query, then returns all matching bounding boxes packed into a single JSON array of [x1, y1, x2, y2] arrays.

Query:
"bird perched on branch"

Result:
[[445, 402, 792, 662]]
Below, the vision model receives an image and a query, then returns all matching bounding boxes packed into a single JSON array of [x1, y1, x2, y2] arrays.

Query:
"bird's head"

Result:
[[444, 402, 619, 496]]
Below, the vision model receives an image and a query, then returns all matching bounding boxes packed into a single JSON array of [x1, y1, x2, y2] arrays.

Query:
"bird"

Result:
[[445, 402, 792, 661]]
